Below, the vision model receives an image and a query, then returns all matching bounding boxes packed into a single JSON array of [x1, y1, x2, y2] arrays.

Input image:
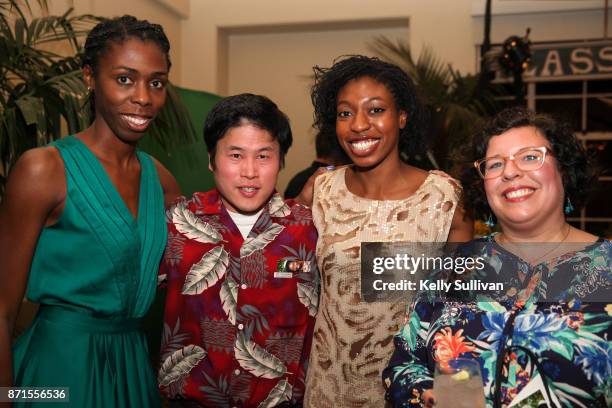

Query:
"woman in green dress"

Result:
[[0, 16, 180, 407]]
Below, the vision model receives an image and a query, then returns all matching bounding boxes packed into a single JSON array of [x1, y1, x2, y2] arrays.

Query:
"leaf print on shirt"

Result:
[[265, 332, 305, 365], [513, 313, 567, 354], [258, 378, 292, 408], [200, 372, 231, 408], [158, 344, 207, 387], [238, 304, 270, 338], [241, 223, 285, 258], [574, 341, 612, 387], [297, 281, 318, 317], [173, 201, 222, 244], [241, 249, 267, 289], [229, 371, 254, 403], [235, 332, 287, 379], [182, 246, 229, 295], [160, 189, 318, 407], [268, 194, 291, 218], [552, 381, 594, 408], [161, 318, 191, 361], [220, 277, 238, 324], [399, 306, 422, 350], [165, 230, 186, 267], [200, 318, 236, 353]]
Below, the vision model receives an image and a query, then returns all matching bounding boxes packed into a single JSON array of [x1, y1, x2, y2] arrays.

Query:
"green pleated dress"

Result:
[[12, 136, 166, 407]]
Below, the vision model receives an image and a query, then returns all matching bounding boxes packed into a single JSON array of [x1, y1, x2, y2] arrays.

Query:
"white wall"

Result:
[[182, 0, 476, 93]]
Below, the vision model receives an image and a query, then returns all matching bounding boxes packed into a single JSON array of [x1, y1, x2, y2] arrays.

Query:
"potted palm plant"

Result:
[[0, 0, 195, 199]]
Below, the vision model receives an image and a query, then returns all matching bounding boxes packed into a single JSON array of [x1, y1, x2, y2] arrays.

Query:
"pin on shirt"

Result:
[[275, 258, 311, 278]]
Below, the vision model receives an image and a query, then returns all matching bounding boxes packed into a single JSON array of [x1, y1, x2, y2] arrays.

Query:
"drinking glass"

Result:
[[433, 358, 486, 408]]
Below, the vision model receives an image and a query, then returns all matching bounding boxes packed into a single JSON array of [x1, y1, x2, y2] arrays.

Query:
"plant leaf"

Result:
[[14, 95, 43, 126], [145, 83, 196, 149]]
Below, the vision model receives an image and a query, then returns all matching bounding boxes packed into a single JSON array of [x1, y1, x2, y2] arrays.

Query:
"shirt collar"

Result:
[[194, 189, 287, 218]]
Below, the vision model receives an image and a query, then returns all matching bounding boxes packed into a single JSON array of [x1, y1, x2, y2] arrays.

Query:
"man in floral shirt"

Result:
[[158, 94, 319, 407]]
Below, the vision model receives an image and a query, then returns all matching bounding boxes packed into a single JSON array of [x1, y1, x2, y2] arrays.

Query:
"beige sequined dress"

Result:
[[304, 167, 461, 407]]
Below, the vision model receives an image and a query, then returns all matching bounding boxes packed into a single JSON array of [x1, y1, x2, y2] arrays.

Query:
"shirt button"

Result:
[[238, 323, 244, 330], [234, 369, 240, 376], [241, 283, 247, 289]]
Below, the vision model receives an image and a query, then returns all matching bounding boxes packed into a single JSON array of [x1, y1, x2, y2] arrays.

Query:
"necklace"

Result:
[[497, 224, 571, 265]]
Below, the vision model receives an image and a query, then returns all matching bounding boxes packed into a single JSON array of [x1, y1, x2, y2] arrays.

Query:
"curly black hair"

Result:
[[82, 15, 171, 118], [460, 106, 595, 221], [311, 55, 427, 161]]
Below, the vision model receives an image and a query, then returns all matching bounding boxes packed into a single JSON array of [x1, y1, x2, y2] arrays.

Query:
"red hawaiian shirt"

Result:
[[158, 189, 319, 407]]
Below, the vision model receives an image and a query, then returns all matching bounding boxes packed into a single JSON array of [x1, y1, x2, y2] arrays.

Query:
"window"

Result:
[[528, 79, 612, 237], [481, 39, 612, 237]]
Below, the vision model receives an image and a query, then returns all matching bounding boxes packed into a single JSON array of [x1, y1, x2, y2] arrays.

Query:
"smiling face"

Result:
[[84, 38, 169, 143], [210, 122, 281, 215], [335, 76, 407, 169], [484, 126, 565, 230]]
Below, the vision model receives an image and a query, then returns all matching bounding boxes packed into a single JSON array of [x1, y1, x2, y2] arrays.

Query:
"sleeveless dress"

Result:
[[304, 167, 462, 408], [12, 136, 166, 407]]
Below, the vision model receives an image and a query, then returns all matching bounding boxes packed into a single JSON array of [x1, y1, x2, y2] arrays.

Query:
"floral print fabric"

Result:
[[384, 236, 612, 408], [158, 190, 318, 407]]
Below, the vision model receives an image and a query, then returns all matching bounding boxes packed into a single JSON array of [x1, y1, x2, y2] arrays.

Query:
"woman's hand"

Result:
[[294, 166, 332, 207]]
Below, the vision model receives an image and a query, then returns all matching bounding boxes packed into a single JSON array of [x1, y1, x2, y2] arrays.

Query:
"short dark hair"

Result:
[[311, 55, 427, 160], [82, 15, 171, 118], [460, 106, 595, 219], [203, 93, 293, 166], [314, 129, 350, 164]]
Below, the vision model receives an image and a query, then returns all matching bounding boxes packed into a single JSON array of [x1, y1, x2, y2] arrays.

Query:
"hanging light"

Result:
[[499, 28, 532, 74]]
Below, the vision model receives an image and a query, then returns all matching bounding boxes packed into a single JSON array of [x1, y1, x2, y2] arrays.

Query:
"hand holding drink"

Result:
[[433, 358, 486, 408]]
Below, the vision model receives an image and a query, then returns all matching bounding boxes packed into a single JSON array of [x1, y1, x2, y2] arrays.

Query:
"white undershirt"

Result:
[[227, 209, 263, 239]]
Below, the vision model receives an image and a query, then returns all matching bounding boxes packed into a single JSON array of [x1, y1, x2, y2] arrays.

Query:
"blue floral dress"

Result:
[[383, 236, 612, 408]]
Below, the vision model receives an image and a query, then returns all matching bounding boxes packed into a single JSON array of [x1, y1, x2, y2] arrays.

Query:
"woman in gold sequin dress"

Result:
[[302, 56, 473, 407]]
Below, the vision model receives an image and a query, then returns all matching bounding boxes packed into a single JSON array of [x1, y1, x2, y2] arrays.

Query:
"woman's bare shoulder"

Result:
[[3, 146, 66, 217], [10, 146, 64, 187]]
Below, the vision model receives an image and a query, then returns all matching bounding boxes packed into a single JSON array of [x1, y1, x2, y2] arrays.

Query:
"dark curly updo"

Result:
[[82, 15, 171, 117], [311, 55, 427, 161], [460, 106, 595, 220]]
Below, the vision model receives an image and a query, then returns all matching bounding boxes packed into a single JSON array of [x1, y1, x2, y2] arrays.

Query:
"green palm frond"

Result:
[[147, 83, 197, 150]]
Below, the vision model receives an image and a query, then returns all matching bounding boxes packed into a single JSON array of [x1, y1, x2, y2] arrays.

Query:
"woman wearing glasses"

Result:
[[383, 107, 611, 408]]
